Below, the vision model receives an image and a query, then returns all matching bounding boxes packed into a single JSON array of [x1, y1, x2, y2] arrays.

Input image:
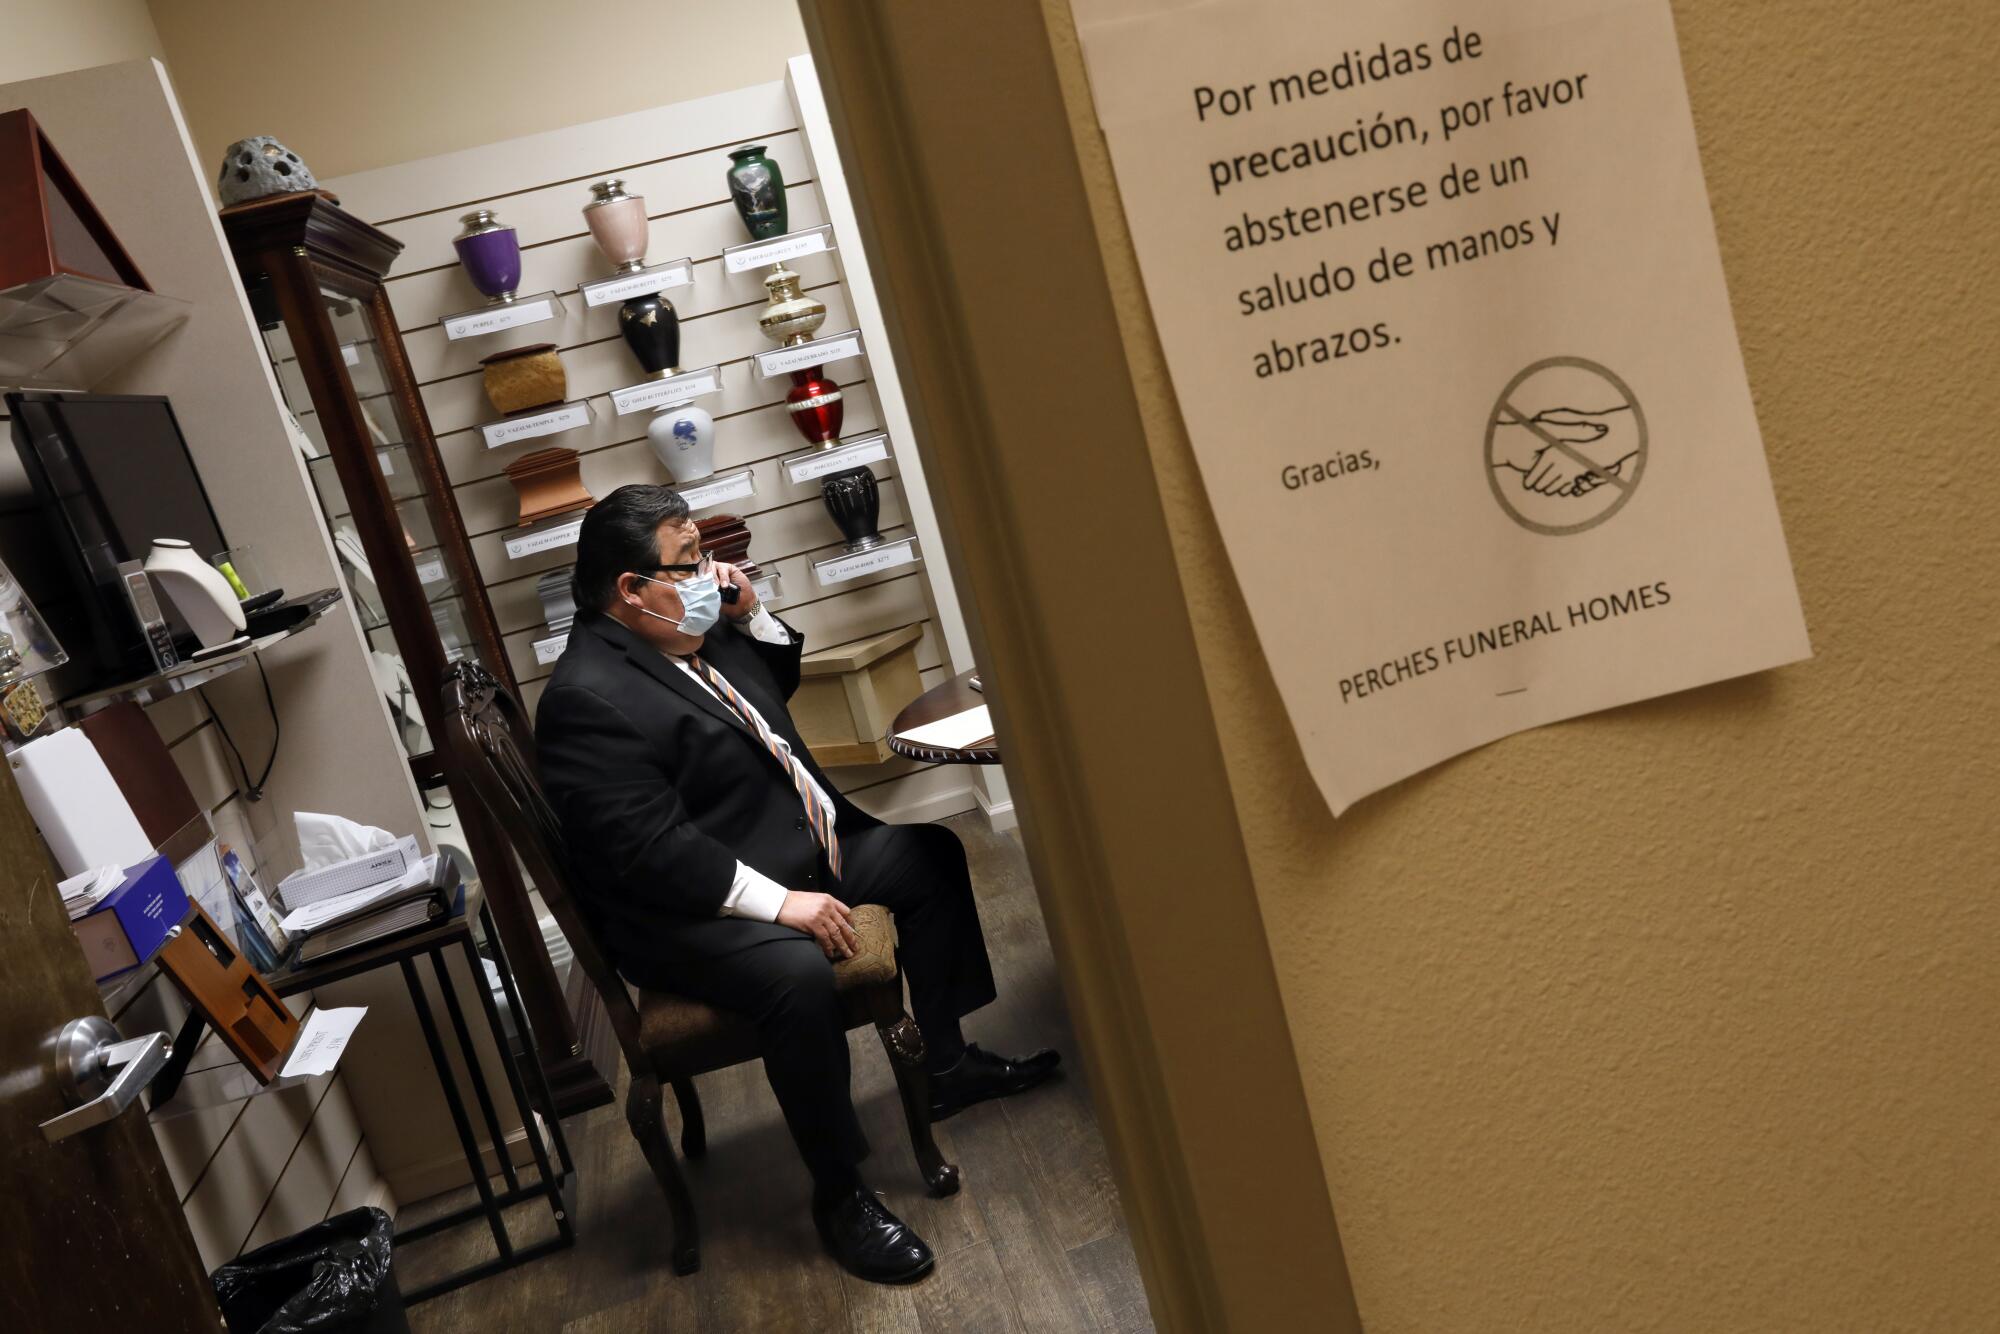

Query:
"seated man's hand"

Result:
[[778, 890, 857, 961]]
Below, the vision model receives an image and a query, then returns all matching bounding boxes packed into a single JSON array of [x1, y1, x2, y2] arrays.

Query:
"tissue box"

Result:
[[277, 835, 422, 912], [72, 856, 189, 980]]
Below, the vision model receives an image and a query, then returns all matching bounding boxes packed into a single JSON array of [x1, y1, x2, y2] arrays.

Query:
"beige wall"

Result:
[[147, 0, 808, 180], [1061, 0, 1997, 1328], [0, 0, 161, 84]]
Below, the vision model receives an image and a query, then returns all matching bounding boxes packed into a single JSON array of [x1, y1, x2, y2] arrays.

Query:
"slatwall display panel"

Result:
[[327, 79, 967, 820], [113, 695, 395, 1269]]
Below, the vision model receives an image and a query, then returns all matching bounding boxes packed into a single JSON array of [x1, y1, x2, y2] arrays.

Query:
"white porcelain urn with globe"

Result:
[[647, 402, 716, 484]]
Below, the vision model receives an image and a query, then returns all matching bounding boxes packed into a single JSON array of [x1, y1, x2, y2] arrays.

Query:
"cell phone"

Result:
[[719, 583, 740, 604]]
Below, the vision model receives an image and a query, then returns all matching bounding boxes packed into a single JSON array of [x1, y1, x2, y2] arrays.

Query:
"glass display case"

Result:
[[220, 191, 612, 1114]]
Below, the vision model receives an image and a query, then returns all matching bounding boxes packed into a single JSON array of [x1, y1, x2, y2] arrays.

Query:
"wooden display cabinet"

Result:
[[219, 192, 612, 1115]]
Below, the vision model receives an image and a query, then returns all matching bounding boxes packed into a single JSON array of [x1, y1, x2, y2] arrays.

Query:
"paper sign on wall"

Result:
[[1073, 0, 1809, 814]]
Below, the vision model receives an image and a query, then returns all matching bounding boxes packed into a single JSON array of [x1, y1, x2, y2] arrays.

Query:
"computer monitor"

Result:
[[6, 391, 232, 686]]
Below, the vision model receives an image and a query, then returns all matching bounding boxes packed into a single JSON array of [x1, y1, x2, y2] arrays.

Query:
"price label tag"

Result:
[[750, 574, 781, 606], [504, 516, 586, 560], [784, 434, 890, 484], [341, 343, 362, 367], [415, 559, 446, 585], [611, 366, 720, 415], [533, 633, 569, 666], [757, 332, 863, 380], [813, 538, 919, 587], [578, 260, 694, 307], [376, 449, 395, 475], [443, 296, 557, 340], [723, 226, 834, 274], [678, 468, 756, 511], [481, 401, 592, 448]]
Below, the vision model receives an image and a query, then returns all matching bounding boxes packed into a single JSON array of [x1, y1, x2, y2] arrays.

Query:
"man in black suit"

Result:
[[536, 485, 1059, 1283]]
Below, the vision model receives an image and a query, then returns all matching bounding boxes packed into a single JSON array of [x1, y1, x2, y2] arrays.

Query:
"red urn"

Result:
[[785, 367, 844, 446]]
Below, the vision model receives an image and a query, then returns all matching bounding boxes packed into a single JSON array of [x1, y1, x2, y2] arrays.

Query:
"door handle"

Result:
[[39, 1016, 171, 1143]]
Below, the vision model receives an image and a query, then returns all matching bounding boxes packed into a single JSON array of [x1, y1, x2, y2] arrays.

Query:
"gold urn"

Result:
[[756, 266, 826, 346]]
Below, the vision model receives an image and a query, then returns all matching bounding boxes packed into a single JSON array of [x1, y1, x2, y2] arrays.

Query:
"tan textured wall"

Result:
[[0, 0, 162, 84], [1064, 1, 1997, 1328], [146, 0, 808, 179]]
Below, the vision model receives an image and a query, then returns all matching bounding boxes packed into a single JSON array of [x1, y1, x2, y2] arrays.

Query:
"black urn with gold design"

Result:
[[618, 291, 682, 380]]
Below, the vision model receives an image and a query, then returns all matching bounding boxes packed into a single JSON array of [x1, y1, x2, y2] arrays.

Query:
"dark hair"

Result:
[[571, 484, 691, 611]]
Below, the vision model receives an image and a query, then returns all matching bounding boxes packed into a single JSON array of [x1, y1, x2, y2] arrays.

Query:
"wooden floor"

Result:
[[396, 813, 1155, 1334]]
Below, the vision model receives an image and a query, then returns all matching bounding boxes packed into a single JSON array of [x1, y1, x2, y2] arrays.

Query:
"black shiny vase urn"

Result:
[[820, 467, 882, 551], [618, 291, 681, 379]]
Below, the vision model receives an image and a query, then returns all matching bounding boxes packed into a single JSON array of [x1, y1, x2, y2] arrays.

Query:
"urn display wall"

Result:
[[452, 209, 522, 304], [582, 178, 649, 274], [725, 145, 788, 240]]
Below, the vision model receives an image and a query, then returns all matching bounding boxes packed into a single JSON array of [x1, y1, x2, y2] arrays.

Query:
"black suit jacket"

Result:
[[535, 608, 879, 981]]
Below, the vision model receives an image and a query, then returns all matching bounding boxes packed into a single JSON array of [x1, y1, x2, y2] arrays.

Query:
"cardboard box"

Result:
[[71, 855, 188, 980]]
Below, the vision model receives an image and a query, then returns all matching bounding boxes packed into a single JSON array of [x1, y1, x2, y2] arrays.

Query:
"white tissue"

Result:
[[294, 810, 397, 873]]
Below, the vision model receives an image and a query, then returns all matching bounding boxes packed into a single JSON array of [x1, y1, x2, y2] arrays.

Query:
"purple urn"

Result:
[[453, 209, 523, 304]]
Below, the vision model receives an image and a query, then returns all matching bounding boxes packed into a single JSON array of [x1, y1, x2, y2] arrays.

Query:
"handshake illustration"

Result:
[[1492, 405, 1641, 497]]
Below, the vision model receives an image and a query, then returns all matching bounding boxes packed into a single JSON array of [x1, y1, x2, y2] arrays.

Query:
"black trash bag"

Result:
[[211, 1207, 410, 1334]]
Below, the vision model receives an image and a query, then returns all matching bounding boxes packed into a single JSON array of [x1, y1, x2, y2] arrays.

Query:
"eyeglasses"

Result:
[[637, 553, 713, 584]]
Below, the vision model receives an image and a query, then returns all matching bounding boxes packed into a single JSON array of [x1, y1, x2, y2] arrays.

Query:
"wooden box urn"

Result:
[[505, 446, 594, 526], [793, 623, 924, 768]]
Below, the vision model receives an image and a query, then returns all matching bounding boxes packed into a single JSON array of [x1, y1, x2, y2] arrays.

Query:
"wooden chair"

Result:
[[440, 662, 959, 1275]]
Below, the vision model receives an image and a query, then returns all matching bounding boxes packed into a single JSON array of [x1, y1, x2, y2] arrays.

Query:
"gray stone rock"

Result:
[[217, 136, 316, 205]]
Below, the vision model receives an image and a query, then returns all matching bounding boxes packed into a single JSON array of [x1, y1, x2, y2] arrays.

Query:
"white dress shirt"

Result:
[[666, 605, 834, 923]]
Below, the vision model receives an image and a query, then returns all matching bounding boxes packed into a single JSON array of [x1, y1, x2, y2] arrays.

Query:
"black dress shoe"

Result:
[[812, 1187, 935, 1284], [928, 1043, 1062, 1120]]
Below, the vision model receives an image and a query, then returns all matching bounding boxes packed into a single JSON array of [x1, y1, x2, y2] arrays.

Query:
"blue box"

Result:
[[72, 855, 189, 980]]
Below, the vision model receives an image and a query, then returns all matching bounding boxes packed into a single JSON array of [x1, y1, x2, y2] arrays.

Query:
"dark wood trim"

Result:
[[219, 195, 610, 1117], [0, 107, 153, 291]]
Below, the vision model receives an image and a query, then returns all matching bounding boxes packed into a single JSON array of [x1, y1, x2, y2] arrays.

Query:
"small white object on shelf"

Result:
[[750, 572, 783, 607], [481, 399, 593, 449], [678, 467, 755, 512], [812, 535, 921, 587], [611, 365, 720, 416], [578, 258, 694, 307], [722, 224, 836, 274], [144, 539, 245, 649], [783, 432, 891, 485], [533, 632, 569, 666], [441, 291, 564, 341], [504, 513, 587, 561], [756, 329, 863, 380]]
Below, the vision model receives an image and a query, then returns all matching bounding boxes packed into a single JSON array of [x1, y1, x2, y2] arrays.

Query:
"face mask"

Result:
[[629, 571, 721, 635]]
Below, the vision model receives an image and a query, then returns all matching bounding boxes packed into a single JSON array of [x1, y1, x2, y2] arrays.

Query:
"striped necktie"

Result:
[[689, 655, 841, 879]]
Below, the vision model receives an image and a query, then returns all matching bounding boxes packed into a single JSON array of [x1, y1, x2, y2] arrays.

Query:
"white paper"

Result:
[[60, 865, 124, 919], [785, 434, 891, 483], [578, 260, 694, 306], [1072, 0, 1811, 813], [757, 333, 862, 379], [443, 297, 556, 340], [679, 469, 756, 511], [481, 400, 591, 448], [896, 705, 994, 751], [505, 517, 586, 560], [280, 1007, 367, 1079], [280, 855, 437, 933]]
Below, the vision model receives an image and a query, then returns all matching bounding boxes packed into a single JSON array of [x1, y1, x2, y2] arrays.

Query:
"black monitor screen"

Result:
[[6, 392, 230, 674]]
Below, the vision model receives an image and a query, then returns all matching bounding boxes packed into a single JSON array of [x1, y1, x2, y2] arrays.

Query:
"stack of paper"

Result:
[[59, 865, 125, 920], [894, 704, 995, 751]]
